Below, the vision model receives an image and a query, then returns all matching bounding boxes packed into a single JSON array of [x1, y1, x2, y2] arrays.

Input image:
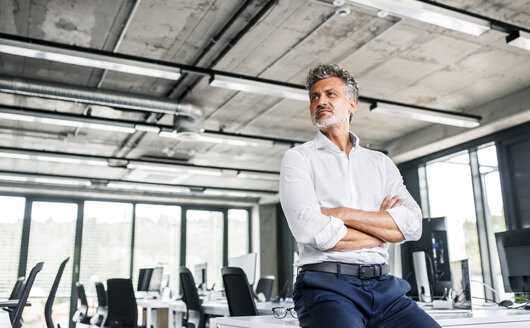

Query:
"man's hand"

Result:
[[379, 195, 403, 211]]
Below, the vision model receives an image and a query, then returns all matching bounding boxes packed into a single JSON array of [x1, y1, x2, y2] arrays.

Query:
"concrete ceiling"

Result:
[[0, 0, 529, 203]]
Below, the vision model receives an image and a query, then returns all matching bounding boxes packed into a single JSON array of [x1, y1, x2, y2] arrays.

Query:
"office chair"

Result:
[[45, 257, 70, 328], [71, 282, 92, 325], [255, 275, 275, 301], [8, 277, 25, 300], [106, 278, 141, 328], [90, 281, 108, 327], [10, 262, 44, 328], [179, 267, 205, 328], [221, 267, 258, 317]]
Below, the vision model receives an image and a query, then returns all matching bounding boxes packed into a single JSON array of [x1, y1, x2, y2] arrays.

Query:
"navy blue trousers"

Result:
[[293, 270, 441, 328]]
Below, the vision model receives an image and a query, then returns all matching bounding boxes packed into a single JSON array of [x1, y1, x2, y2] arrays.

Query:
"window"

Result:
[[26, 201, 77, 328], [0, 196, 25, 297], [425, 151, 485, 298], [477, 144, 507, 300], [80, 201, 133, 297], [133, 204, 181, 294], [228, 209, 249, 258], [186, 210, 224, 289]]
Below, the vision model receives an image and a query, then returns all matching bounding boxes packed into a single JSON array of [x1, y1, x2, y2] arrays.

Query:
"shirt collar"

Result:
[[314, 130, 360, 152]]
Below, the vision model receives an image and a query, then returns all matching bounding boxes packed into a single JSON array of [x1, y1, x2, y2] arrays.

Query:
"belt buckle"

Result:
[[358, 265, 374, 279]]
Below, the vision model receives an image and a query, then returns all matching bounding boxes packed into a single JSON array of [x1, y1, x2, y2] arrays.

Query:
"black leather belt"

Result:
[[300, 262, 390, 279]]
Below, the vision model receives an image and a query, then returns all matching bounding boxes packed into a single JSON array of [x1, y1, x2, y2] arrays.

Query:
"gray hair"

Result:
[[305, 64, 358, 101]]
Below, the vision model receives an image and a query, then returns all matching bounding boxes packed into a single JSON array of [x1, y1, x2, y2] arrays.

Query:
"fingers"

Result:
[[380, 195, 403, 211], [379, 196, 390, 211]]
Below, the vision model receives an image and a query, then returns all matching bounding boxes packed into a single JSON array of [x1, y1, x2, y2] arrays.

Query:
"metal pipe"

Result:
[[0, 75, 203, 121]]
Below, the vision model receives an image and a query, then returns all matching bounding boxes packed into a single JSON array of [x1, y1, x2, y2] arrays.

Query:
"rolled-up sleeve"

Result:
[[280, 148, 347, 250], [382, 156, 422, 242]]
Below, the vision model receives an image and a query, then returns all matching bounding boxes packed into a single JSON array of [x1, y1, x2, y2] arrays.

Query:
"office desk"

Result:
[[202, 300, 288, 316], [215, 309, 530, 328], [136, 298, 185, 328]]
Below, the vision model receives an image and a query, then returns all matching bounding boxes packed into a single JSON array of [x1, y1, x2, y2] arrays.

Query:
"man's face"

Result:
[[309, 77, 356, 129]]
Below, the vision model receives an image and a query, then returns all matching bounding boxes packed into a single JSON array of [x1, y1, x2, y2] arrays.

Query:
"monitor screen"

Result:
[[194, 262, 207, 290], [495, 227, 530, 294], [137, 268, 152, 292], [148, 267, 163, 292], [228, 252, 257, 285], [401, 217, 452, 300]]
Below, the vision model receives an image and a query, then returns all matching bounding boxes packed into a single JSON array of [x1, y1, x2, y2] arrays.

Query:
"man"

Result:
[[279, 64, 440, 328]]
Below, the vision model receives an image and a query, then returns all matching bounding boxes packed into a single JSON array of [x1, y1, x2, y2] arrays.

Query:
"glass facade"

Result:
[[0, 194, 250, 328]]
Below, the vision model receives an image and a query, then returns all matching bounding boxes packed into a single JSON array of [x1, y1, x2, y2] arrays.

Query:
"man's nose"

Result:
[[316, 94, 329, 106]]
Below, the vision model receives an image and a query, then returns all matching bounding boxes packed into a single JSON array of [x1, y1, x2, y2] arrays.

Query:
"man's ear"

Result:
[[349, 99, 357, 115]]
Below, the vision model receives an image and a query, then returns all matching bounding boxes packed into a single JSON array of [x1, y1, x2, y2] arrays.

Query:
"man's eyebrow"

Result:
[[310, 87, 339, 95]]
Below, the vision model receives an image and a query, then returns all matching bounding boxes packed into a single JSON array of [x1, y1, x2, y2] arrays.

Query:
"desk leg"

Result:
[[146, 307, 152, 328]]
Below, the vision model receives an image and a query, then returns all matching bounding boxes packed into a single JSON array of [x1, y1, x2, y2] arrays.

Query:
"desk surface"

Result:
[[136, 298, 290, 317], [216, 308, 530, 328]]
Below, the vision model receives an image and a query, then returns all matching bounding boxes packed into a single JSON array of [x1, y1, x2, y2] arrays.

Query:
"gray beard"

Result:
[[312, 110, 349, 129]]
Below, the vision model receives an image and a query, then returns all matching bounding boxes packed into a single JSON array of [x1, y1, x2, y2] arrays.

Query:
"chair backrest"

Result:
[[89, 282, 108, 327], [179, 266, 205, 328], [72, 283, 91, 324], [221, 267, 258, 317], [106, 278, 138, 328], [255, 275, 275, 301], [44, 257, 69, 328], [11, 262, 44, 328], [8, 277, 25, 300]]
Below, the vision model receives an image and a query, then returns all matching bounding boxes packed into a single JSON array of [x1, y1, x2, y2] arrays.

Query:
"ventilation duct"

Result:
[[0, 75, 203, 122]]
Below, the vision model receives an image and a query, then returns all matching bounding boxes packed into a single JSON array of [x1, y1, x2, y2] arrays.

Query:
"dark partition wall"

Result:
[[497, 132, 530, 229]]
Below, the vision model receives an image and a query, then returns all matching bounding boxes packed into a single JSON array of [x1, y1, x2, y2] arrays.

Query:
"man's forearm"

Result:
[[323, 207, 404, 243], [332, 228, 384, 250]]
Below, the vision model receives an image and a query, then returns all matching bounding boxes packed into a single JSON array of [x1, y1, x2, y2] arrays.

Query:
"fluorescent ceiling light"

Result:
[[34, 177, 91, 186], [506, 30, 530, 51], [349, 0, 491, 36], [237, 171, 279, 181], [0, 149, 108, 166], [0, 38, 182, 80], [203, 189, 275, 198], [0, 108, 137, 133], [127, 161, 223, 177], [159, 129, 275, 148], [0, 172, 91, 186], [107, 181, 190, 193], [0, 174, 29, 182], [134, 124, 161, 133], [199, 132, 274, 148], [370, 102, 480, 128], [210, 74, 308, 102]]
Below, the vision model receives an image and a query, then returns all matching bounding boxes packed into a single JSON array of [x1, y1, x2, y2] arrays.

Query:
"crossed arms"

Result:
[[322, 196, 405, 251]]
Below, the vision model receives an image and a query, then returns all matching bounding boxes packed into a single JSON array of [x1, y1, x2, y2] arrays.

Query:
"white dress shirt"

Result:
[[280, 131, 422, 267]]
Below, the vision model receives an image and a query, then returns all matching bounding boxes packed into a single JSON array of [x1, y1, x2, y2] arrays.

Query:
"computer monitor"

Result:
[[228, 252, 257, 286], [401, 217, 452, 300], [148, 267, 163, 292], [450, 259, 472, 310], [495, 227, 530, 295], [194, 262, 207, 291], [137, 268, 152, 292]]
